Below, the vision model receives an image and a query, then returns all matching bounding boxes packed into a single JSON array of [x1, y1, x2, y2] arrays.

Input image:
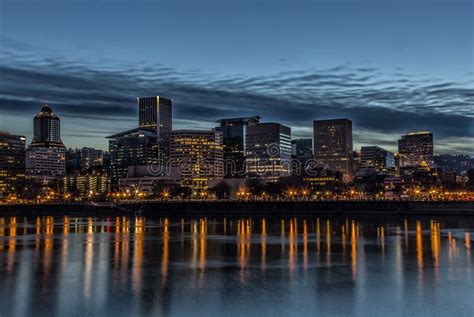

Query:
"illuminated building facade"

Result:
[[215, 116, 260, 178], [0, 132, 26, 197], [170, 129, 224, 189], [107, 128, 159, 185], [245, 123, 292, 182], [313, 118, 354, 183], [26, 104, 66, 179], [398, 131, 434, 168], [59, 171, 110, 198]]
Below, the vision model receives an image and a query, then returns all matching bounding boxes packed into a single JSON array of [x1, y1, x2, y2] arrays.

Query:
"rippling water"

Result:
[[0, 214, 473, 316]]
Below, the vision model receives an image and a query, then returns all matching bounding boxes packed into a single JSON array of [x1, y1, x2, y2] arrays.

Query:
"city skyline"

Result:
[[2, 101, 472, 157], [1, 0, 473, 154]]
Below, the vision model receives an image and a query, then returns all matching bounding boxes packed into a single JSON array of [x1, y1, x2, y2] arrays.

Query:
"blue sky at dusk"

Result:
[[0, 0, 473, 153]]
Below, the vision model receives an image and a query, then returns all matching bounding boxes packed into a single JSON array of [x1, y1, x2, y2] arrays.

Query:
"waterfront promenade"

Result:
[[1, 200, 473, 215]]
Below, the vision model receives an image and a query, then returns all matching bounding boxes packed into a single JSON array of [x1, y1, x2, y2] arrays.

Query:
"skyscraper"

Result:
[[26, 103, 66, 179], [398, 131, 434, 168], [0, 132, 26, 197], [215, 116, 260, 178], [137, 96, 173, 164], [245, 123, 292, 182], [313, 118, 354, 182], [137, 96, 172, 137], [170, 129, 224, 189]]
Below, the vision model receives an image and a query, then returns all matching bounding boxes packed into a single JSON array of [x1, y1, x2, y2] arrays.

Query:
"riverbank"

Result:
[[0, 200, 473, 216]]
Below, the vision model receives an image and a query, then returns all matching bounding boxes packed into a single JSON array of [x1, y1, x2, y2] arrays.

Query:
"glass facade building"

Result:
[[398, 131, 434, 168], [245, 123, 292, 182], [215, 116, 260, 178], [360, 146, 396, 174], [107, 128, 159, 185]]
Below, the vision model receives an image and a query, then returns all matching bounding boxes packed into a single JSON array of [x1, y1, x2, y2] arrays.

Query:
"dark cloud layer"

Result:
[[0, 47, 473, 154]]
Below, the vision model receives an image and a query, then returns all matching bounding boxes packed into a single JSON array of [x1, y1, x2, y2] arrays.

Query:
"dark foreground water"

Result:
[[0, 214, 473, 317]]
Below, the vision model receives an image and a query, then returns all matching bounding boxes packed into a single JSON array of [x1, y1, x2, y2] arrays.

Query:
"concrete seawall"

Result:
[[0, 201, 473, 216]]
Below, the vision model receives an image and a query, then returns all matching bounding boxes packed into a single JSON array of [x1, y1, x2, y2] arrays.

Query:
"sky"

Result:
[[0, 0, 473, 154]]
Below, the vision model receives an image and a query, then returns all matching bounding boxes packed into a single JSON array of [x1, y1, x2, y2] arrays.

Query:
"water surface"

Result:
[[0, 214, 473, 316]]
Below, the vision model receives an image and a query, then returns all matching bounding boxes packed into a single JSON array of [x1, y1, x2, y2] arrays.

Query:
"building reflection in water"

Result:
[[0, 215, 473, 316]]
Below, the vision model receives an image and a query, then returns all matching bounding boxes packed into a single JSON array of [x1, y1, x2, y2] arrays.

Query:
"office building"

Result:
[[313, 118, 354, 182], [0, 132, 26, 197], [245, 123, 291, 182], [81, 147, 103, 170], [26, 103, 66, 179], [137, 96, 173, 163], [291, 138, 313, 175], [59, 170, 110, 199], [360, 146, 395, 174], [107, 128, 160, 185], [215, 116, 260, 178], [398, 131, 434, 168], [170, 129, 224, 189]]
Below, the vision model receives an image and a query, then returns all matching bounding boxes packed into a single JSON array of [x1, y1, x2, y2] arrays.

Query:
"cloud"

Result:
[[0, 44, 473, 154]]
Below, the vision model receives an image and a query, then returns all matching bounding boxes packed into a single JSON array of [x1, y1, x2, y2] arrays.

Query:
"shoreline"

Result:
[[0, 200, 473, 216]]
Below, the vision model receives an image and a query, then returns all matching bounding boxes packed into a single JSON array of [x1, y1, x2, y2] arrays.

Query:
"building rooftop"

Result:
[[106, 127, 157, 139], [216, 116, 261, 124]]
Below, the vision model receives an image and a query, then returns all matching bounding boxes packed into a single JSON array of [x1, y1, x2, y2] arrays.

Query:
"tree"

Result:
[[246, 178, 265, 196], [211, 180, 231, 199]]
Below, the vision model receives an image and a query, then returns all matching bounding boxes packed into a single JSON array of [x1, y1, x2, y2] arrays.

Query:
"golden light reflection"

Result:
[[430, 220, 440, 283], [341, 224, 346, 253], [132, 217, 144, 294], [377, 226, 385, 253], [237, 219, 251, 283], [465, 233, 471, 250], [7, 217, 16, 272], [351, 220, 357, 280], [326, 220, 331, 255], [199, 218, 206, 272], [289, 218, 296, 273], [84, 217, 94, 298], [64, 216, 70, 234], [316, 218, 321, 255], [416, 221, 423, 284], [36, 216, 41, 235], [44, 217, 54, 278], [162, 218, 169, 287]]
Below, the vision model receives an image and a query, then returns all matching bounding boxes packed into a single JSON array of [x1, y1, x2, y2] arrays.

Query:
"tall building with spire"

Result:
[[26, 103, 66, 181]]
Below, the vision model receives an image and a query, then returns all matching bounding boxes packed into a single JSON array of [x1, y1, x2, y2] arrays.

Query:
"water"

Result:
[[0, 215, 473, 317]]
